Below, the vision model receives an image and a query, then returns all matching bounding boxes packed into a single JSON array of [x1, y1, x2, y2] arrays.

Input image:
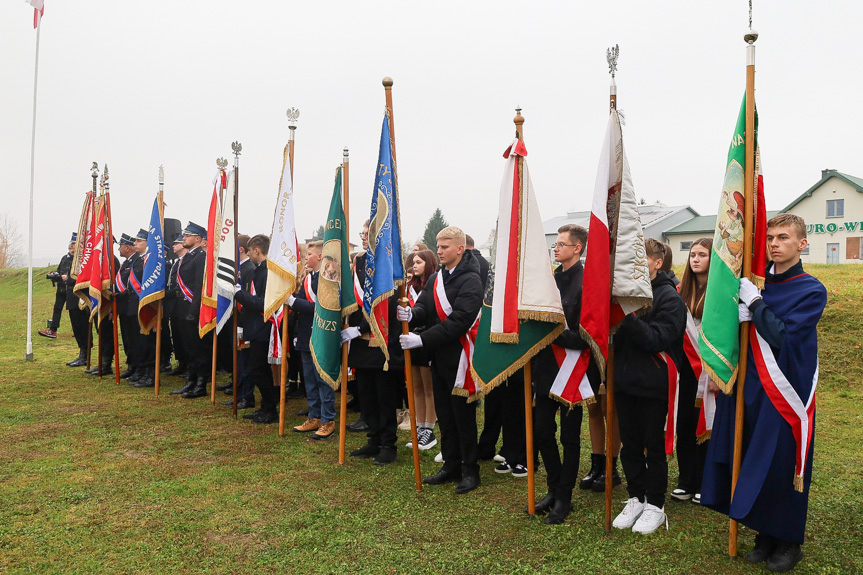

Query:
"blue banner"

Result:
[[137, 196, 166, 333]]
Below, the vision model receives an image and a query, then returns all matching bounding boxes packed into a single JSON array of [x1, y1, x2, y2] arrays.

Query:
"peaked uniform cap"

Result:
[[182, 221, 207, 239], [120, 233, 135, 246]]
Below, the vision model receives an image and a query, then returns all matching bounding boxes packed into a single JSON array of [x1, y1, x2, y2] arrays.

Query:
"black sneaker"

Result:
[[511, 464, 528, 478], [373, 447, 397, 466], [494, 462, 512, 474]]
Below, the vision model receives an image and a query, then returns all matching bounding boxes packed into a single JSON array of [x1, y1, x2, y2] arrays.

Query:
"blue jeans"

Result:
[[301, 350, 335, 423]]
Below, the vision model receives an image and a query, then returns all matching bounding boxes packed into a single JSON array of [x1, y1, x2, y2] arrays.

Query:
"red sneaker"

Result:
[[38, 329, 57, 339]]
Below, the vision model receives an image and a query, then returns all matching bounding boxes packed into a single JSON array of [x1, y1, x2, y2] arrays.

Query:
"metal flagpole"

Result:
[[338, 147, 350, 464], [512, 108, 537, 515], [729, 17, 759, 558], [96, 172, 107, 378], [154, 166, 165, 395], [384, 77, 422, 491], [211, 158, 228, 405], [279, 108, 298, 436], [24, 8, 43, 361], [604, 44, 620, 533], [87, 167, 100, 372], [231, 142, 242, 417]]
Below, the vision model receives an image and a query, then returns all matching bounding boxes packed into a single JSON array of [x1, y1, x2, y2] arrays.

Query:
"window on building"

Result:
[[680, 241, 693, 251], [827, 199, 844, 218], [801, 245, 810, 255]]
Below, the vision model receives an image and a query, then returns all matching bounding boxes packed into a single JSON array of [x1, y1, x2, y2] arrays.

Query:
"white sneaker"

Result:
[[612, 497, 646, 530], [632, 503, 668, 534], [434, 452, 443, 463], [493, 454, 505, 463]]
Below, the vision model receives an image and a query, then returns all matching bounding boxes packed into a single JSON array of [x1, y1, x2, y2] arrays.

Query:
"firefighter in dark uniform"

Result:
[[165, 235, 188, 376], [64, 233, 92, 367], [170, 221, 210, 398], [40, 237, 75, 339], [115, 233, 143, 381], [128, 229, 157, 388]]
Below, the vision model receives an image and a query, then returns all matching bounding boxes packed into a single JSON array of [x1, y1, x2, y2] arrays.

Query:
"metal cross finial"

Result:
[[515, 105, 522, 115], [232, 141, 242, 158], [217, 157, 228, 169], [749, 0, 753, 29], [607, 44, 620, 78], [286, 107, 300, 127], [90, 162, 99, 179], [159, 165, 164, 184]]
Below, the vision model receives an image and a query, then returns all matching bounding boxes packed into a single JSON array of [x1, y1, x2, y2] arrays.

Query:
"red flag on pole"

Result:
[[28, 0, 45, 28]]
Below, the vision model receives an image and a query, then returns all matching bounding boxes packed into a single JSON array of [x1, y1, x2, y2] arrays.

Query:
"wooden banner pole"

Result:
[[338, 148, 350, 464]]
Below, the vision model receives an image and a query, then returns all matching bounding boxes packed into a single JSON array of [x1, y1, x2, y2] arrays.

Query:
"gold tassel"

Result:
[[793, 474, 804, 493], [696, 430, 712, 444], [598, 383, 606, 395]]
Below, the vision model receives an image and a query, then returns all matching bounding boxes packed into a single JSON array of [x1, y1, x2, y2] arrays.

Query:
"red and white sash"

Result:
[[433, 273, 480, 397], [408, 285, 419, 307], [267, 304, 285, 364], [304, 272, 317, 303], [683, 310, 716, 442], [548, 321, 595, 407], [176, 255, 193, 303], [749, 327, 817, 492], [115, 270, 127, 294], [656, 351, 680, 458], [128, 266, 142, 295]]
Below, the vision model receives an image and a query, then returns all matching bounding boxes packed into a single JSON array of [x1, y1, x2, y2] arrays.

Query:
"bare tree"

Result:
[[0, 212, 24, 269]]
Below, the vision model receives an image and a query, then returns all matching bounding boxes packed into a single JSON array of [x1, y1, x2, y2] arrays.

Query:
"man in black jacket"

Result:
[[40, 238, 75, 339], [398, 226, 484, 494], [164, 236, 188, 376], [220, 234, 257, 409], [127, 229, 157, 387], [612, 237, 686, 534], [532, 224, 600, 524], [115, 233, 143, 381], [170, 222, 209, 397], [233, 234, 278, 423]]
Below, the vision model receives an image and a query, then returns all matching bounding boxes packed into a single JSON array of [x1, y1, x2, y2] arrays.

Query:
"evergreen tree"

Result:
[[311, 225, 326, 241], [422, 208, 448, 253]]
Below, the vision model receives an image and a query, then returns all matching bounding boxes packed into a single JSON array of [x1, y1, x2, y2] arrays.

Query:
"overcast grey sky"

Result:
[[2, 1, 861, 266]]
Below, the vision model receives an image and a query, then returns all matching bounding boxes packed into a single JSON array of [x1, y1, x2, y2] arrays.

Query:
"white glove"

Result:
[[287, 295, 296, 307], [237, 327, 244, 339], [738, 302, 753, 323], [292, 337, 297, 347], [738, 277, 762, 307], [399, 333, 423, 350], [396, 304, 412, 322], [340, 327, 361, 344], [234, 283, 242, 294]]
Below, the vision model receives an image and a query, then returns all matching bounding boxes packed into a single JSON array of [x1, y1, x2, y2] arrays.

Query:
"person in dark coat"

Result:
[[398, 226, 484, 494], [220, 234, 257, 409], [64, 235, 92, 367], [612, 237, 686, 534], [233, 234, 279, 423], [702, 214, 826, 572], [170, 222, 209, 397], [532, 224, 599, 525], [40, 238, 75, 339], [126, 229, 157, 387], [164, 236, 188, 376], [115, 234, 143, 381]]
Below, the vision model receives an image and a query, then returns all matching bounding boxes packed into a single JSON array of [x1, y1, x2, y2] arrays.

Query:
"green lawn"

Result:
[[0, 265, 860, 574]]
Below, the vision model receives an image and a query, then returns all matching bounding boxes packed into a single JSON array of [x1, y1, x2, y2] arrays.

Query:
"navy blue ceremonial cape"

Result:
[[701, 261, 826, 544]]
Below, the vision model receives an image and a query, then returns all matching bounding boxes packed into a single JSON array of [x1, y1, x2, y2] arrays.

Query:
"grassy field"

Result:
[[0, 265, 860, 574]]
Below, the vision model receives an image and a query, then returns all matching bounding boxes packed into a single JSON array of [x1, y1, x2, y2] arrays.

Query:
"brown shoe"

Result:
[[313, 420, 336, 440], [293, 418, 321, 433]]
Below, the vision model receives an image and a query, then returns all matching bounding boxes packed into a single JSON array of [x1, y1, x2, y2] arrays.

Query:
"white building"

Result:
[[664, 169, 863, 264]]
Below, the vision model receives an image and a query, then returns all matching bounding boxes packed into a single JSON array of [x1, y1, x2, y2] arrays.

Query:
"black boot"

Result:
[[529, 492, 555, 515], [592, 456, 622, 492], [133, 367, 156, 388], [66, 349, 87, 367], [579, 453, 604, 490], [545, 498, 573, 525], [119, 367, 135, 379], [766, 540, 803, 573], [127, 368, 145, 383], [746, 533, 777, 563], [171, 373, 197, 395], [182, 377, 208, 398]]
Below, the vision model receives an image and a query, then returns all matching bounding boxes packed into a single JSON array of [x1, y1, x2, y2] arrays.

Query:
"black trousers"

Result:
[[216, 325, 234, 372], [96, 317, 116, 365], [675, 376, 708, 493], [169, 315, 187, 364], [617, 392, 668, 508], [141, 331, 157, 367], [432, 364, 479, 478], [181, 318, 212, 380], [534, 393, 583, 502], [160, 315, 173, 364], [50, 288, 65, 331], [119, 315, 141, 368], [499, 374, 528, 467], [356, 368, 399, 450], [477, 383, 503, 459], [68, 304, 91, 352], [249, 341, 278, 412]]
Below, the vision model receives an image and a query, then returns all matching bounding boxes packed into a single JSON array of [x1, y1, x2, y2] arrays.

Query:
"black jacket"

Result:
[[470, 249, 490, 292], [176, 246, 206, 320], [234, 260, 269, 343], [115, 252, 141, 317], [410, 249, 483, 377], [290, 271, 318, 352], [56, 253, 73, 294], [613, 270, 686, 400], [532, 261, 600, 396]]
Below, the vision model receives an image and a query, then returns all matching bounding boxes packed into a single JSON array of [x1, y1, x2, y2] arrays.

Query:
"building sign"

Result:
[[805, 221, 862, 234]]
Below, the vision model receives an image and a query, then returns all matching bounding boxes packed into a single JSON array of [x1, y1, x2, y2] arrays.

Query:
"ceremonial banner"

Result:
[[264, 145, 299, 321], [362, 112, 404, 365], [199, 169, 225, 337], [71, 191, 94, 281], [699, 94, 767, 393], [310, 167, 354, 389], [470, 138, 565, 393], [85, 196, 109, 322], [580, 110, 653, 378], [72, 192, 97, 304], [216, 169, 237, 334], [137, 195, 165, 333]]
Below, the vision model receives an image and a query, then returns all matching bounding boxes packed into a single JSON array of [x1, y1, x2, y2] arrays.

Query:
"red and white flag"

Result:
[[28, 0, 44, 28], [199, 169, 226, 337], [580, 110, 653, 380]]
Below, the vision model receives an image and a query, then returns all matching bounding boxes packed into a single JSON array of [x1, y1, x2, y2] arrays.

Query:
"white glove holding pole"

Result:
[[234, 283, 242, 294], [738, 277, 762, 307], [738, 302, 753, 323], [287, 295, 296, 307], [399, 333, 423, 350], [340, 327, 361, 344], [396, 304, 412, 322]]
